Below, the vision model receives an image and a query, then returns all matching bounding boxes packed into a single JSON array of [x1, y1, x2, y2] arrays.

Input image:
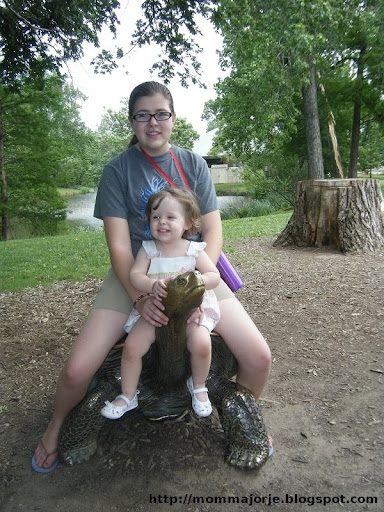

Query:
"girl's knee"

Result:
[[187, 332, 211, 358], [260, 345, 272, 371], [62, 360, 91, 389], [194, 340, 211, 358], [249, 343, 271, 372], [123, 336, 153, 360]]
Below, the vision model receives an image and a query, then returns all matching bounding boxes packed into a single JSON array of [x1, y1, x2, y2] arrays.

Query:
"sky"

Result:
[[66, 0, 225, 136]]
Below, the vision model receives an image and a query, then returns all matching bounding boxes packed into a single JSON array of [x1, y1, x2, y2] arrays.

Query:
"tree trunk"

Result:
[[348, 96, 361, 179], [273, 179, 384, 254], [348, 46, 366, 179], [318, 79, 344, 178], [0, 105, 11, 241], [303, 60, 324, 180]]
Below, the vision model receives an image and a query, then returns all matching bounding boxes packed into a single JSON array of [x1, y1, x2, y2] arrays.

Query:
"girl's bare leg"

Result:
[[33, 308, 127, 469], [113, 319, 155, 406], [215, 298, 271, 400], [186, 323, 212, 402]]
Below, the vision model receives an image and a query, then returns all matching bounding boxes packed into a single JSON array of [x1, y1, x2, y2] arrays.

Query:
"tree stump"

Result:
[[273, 179, 384, 254]]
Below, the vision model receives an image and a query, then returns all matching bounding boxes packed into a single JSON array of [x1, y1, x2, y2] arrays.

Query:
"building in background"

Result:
[[193, 129, 243, 184]]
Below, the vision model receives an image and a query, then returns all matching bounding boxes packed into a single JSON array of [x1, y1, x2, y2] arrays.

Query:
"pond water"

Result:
[[65, 192, 246, 231], [65, 191, 103, 231]]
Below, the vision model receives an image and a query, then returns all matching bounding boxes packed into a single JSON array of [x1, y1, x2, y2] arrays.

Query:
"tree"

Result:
[[2, 0, 383, 250], [48, 83, 96, 188], [200, 0, 384, 252], [131, 0, 212, 87], [131, 1, 383, 181], [274, 178, 384, 253], [171, 118, 199, 149], [203, 1, 361, 178], [94, 98, 133, 167], [359, 121, 384, 174], [0, 1, 126, 239], [333, 0, 384, 178], [0, 75, 91, 240], [0, 0, 120, 86]]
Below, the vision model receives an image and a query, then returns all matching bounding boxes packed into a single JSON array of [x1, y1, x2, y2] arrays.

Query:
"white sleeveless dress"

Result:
[[124, 240, 220, 333]]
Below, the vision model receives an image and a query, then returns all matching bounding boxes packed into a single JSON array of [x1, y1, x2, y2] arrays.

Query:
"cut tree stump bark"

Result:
[[273, 179, 384, 254]]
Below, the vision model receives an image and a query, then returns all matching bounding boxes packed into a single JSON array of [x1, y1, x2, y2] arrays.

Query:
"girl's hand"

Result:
[[152, 279, 168, 301], [136, 295, 168, 327], [187, 305, 204, 325]]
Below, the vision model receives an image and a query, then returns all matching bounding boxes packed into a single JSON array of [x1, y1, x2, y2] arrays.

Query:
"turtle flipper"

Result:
[[58, 380, 118, 465], [218, 388, 270, 470]]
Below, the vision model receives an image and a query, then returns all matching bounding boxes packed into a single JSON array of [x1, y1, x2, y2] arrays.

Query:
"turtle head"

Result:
[[163, 271, 205, 319]]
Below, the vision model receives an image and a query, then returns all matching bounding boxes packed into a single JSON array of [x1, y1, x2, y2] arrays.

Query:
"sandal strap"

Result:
[[115, 394, 133, 406], [39, 440, 58, 459], [192, 387, 208, 395]]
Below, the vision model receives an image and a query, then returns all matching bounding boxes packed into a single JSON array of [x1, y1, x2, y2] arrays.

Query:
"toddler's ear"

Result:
[[184, 220, 192, 232]]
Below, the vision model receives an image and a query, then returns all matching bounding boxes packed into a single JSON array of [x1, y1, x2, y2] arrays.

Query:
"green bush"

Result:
[[220, 194, 290, 220], [2, 186, 67, 240]]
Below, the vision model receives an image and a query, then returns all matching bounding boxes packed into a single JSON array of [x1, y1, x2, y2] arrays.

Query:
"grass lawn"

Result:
[[0, 212, 292, 292]]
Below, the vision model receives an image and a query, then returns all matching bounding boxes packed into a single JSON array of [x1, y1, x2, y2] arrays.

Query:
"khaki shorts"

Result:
[[92, 267, 235, 315]]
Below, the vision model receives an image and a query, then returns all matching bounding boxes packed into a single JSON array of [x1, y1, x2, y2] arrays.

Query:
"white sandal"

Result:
[[186, 377, 212, 417], [100, 392, 139, 420]]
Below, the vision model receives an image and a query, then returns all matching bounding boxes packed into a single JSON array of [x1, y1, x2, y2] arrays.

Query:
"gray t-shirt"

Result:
[[94, 144, 218, 257]]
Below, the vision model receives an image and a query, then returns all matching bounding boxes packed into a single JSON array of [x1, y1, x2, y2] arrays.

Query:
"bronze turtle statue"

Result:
[[58, 271, 270, 470]]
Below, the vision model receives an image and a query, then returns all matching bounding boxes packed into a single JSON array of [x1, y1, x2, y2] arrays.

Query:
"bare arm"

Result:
[[103, 217, 138, 299], [130, 247, 168, 300], [104, 217, 168, 326], [129, 247, 153, 293], [185, 210, 222, 324], [195, 250, 221, 291], [200, 209, 223, 264]]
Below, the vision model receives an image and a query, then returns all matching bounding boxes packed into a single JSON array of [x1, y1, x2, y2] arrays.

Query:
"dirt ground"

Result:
[[1, 237, 383, 512]]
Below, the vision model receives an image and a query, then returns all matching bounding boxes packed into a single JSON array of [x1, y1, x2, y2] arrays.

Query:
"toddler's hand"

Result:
[[152, 279, 168, 301], [197, 305, 204, 326], [187, 305, 204, 325]]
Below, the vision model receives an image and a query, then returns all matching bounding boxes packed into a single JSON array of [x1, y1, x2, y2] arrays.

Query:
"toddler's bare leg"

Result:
[[114, 318, 155, 406], [186, 322, 212, 402]]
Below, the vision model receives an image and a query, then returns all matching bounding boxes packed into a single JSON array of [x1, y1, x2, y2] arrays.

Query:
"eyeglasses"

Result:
[[132, 112, 172, 122]]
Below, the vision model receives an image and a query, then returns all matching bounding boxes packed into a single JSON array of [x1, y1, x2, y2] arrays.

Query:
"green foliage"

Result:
[[355, 122, 384, 174], [48, 84, 96, 188], [9, 186, 66, 237], [204, 0, 384, 180], [0, 75, 91, 238], [240, 150, 307, 206], [214, 182, 248, 196], [133, 0, 213, 87], [91, 98, 133, 173], [97, 98, 132, 141], [0, 0, 120, 85], [242, 167, 271, 199], [220, 195, 290, 220], [171, 118, 199, 149]]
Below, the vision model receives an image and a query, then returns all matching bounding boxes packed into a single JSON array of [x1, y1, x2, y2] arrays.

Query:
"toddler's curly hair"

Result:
[[146, 188, 202, 238]]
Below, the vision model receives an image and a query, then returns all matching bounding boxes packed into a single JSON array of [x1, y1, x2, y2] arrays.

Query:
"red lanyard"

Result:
[[140, 146, 191, 190]]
